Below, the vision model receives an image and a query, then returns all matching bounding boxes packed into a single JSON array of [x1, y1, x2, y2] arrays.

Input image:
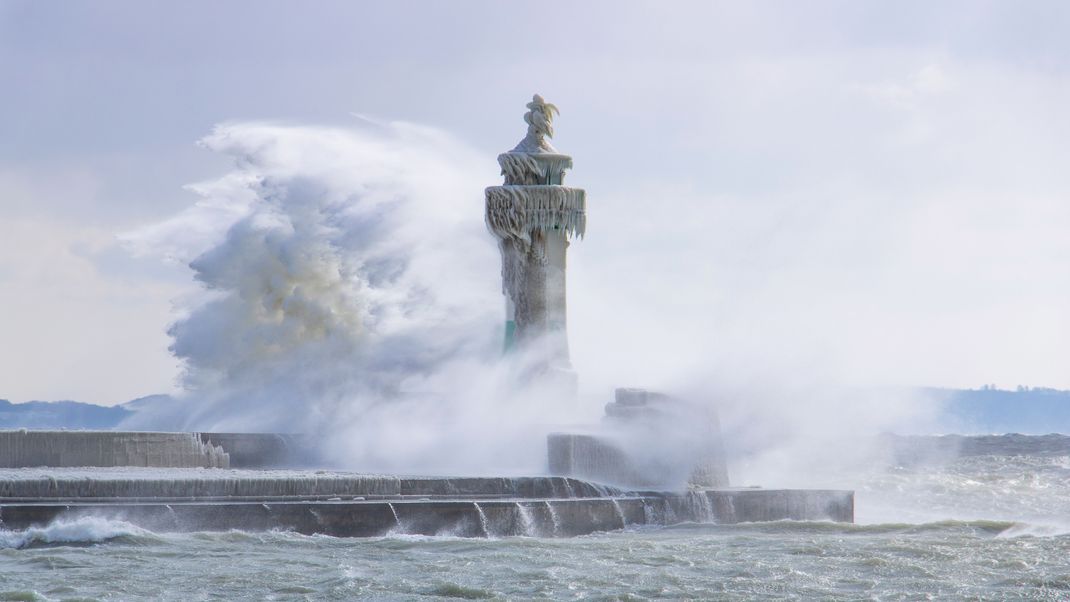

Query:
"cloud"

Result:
[[567, 56, 1070, 394], [858, 64, 953, 110]]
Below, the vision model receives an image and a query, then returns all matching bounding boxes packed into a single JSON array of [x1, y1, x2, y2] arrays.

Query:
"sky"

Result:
[[0, 0, 1068, 405]]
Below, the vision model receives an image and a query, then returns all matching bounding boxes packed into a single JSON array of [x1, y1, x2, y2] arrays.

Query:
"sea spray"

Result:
[[515, 502, 536, 536], [545, 501, 561, 537], [0, 516, 150, 550], [562, 479, 575, 499], [387, 503, 402, 532], [687, 490, 715, 523], [662, 498, 678, 525], [642, 499, 656, 525], [121, 121, 586, 476], [122, 122, 491, 435], [473, 503, 490, 538], [165, 504, 180, 529], [610, 499, 627, 529]]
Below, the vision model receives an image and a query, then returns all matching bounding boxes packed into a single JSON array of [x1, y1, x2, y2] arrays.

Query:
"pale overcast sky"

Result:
[[1, 1, 1068, 404]]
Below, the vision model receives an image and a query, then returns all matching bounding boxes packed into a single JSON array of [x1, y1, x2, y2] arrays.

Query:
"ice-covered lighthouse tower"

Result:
[[485, 94, 586, 378]]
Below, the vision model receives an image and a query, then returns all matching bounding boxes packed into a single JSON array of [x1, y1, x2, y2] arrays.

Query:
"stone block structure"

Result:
[[549, 388, 730, 489], [485, 95, 585, 381]]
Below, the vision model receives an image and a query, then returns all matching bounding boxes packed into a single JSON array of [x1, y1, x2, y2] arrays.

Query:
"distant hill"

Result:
[[0, 398, 132, 429], [0, 395, 182, 430], [0, 388, 1067, 433]]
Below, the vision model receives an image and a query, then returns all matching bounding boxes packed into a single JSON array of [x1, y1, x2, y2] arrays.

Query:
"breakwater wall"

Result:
[[0, 431, 320, 469], [0, 431, 228, 468], [197, 433, 313, 467], [0, 472, 616, 502], [0, 471, 853, 537]]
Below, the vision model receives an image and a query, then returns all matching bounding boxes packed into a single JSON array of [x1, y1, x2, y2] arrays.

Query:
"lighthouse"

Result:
[[485, 95, 586, 380]]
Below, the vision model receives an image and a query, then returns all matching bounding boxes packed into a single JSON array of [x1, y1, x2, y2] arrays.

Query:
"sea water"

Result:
[[2, 437, 1069, 600]]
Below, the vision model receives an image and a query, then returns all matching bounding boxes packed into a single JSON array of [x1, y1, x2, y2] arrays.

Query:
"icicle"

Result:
[[485, 186, 586, 241]]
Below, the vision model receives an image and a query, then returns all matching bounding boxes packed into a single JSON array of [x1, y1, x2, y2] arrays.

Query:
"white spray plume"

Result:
[[123, 122, 496, 446]]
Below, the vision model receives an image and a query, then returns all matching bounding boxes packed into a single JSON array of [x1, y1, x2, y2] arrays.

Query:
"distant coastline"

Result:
[[3, 388, 1069, 434], [922, 387, 1070, 434]]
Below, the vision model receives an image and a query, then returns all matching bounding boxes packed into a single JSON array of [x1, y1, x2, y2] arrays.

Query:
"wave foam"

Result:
[[994, 521, 1070, 538], [0, 516, 152, 549]]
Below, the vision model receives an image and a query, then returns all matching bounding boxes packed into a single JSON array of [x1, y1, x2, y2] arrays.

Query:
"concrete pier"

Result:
[[0, 431, 316, 469], [0, 470, 852, 537], [0, 431, 229, 468], [548, 388, 731, 489], [0, 470, 617, 502]]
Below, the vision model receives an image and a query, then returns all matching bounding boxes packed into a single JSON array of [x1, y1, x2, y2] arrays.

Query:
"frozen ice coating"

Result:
[[486, 94, 586, 379]]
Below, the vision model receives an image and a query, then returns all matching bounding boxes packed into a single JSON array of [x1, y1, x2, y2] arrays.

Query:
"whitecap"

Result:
[[0, 516, 152, 550]]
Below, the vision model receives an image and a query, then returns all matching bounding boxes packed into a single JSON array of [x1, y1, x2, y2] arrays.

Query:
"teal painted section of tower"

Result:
[[503, 319, 516, 353]]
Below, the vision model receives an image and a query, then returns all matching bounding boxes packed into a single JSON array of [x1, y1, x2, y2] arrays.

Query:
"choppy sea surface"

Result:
[[3, 435, 1070, 601]]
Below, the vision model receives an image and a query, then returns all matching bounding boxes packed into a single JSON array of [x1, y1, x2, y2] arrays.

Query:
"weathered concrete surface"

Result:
[[0, 470, 616, 502], [0, 470, 853, 537], [663, 488, 855, 524], [0, 431, 325, 469], [0, 488, 851, 538], [0, 431, 228, 468], [0, 498, 651, 538]]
